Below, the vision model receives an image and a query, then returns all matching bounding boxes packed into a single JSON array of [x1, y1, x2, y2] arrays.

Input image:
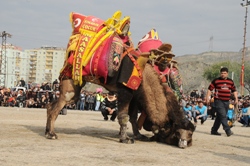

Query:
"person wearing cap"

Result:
[[100, 91, 118, 121]]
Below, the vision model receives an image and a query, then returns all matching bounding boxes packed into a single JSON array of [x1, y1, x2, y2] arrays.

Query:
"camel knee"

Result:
[[64, 91, 75, 102], [118, 114, 129, 125]]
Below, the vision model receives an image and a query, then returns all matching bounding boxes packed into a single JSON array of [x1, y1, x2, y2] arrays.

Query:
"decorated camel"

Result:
[[130, 31, 194, 147], [135, 29, 183, 100], [45, 11, 194, 148]]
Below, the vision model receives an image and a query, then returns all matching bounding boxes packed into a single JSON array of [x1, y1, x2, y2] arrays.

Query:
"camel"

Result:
[[126, 64, 195, 148], [45, 11, 194, 147], [131, 41, 194, 148]]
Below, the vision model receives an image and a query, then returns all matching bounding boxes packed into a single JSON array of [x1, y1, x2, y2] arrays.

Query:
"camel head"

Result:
[[150, 43, 175, 72], [150, 118, 195, 149]]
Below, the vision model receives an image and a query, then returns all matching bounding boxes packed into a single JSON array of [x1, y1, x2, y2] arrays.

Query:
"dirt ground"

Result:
[[0, 107, 250, 166]]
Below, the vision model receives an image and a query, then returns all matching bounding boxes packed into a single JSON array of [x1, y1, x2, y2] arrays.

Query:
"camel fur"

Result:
[[127, 64, 195, 148]]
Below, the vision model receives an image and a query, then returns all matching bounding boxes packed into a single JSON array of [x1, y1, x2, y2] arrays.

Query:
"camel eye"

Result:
[[175, 131, 180, 137]]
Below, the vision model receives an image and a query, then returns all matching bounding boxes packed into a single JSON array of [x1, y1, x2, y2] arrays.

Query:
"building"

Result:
[[25, 46, 65, 85], [0, 44, 29, 87], [0, 44, 66, 88]]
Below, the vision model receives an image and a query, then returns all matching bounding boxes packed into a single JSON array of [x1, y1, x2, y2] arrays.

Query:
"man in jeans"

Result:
[[206, 67, 238, 137], [79, 91, 85, 111]]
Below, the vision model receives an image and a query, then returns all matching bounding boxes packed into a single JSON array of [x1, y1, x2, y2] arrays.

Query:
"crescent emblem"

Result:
[[74, 18, 81, 28], [139, 34, 149, 42]]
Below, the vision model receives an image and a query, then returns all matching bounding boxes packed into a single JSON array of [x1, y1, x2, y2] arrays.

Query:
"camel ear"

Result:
[[180, 118, 195, 132], [187, 120, 196, 132], [150, 43, 172, 55], [158, 43, 172, 52]]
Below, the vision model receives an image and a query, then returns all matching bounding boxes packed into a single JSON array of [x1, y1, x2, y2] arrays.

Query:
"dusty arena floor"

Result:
[[0, 107, 250, 166]]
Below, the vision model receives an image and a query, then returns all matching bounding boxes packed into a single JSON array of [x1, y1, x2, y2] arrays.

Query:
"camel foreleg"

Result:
[[45, 99, 67, 139], [118, 113, 134, 143], [45, 79, 80, 139], [128, 99, 150, 141], [117, 86, 134, 143]]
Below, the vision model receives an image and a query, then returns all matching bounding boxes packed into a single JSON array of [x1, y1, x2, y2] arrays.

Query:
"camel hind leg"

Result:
[[45, 79, 81, 139]]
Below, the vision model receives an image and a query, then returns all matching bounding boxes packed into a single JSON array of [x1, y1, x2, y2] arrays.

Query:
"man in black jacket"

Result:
[[100, 91, 118, 121]]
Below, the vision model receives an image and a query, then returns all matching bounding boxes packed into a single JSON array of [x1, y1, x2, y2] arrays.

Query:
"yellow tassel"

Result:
[[115, 16, 130, 35], [80, 27, 108, 65], [69, 12, 74, 33]]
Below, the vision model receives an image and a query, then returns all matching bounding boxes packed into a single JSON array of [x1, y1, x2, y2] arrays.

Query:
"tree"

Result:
[[203, 61, 241, 87], [243, 63, 250, 94]]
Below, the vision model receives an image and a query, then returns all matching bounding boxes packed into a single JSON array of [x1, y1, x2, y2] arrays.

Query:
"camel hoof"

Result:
[[45, 132, 58, 139], [119, 137, 135, 144], [134, 134, 150, 142], [149, 135, 157, 142]]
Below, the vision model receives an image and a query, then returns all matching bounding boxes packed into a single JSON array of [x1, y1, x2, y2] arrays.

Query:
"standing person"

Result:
[[206, 67, 238, 137], [79, 90, 86, 111], [17, 78, 26, 87], [86, 93, 95, 111], [95, 92, 102, 111], [200, 87, 206, 100], [52, 79, 58, 91]]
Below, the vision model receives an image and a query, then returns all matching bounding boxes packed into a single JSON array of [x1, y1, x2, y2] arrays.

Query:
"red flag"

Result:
[[240, 64, 244, 86]]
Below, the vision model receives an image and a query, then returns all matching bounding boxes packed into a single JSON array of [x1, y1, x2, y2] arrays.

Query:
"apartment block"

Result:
[[25, 46, 65, 85], [0, 44, 29, 87]]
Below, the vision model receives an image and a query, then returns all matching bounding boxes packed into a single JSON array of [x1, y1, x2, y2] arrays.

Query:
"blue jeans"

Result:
[[193, 111, 207, 123], [95, 101, 101, 111], [238, 115, 249, 125], [80, 100, 85, 111]]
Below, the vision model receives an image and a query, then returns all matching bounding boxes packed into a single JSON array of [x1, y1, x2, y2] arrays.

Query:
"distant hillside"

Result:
[[83, 47, 250, 95], [174, 47, 250, 95]]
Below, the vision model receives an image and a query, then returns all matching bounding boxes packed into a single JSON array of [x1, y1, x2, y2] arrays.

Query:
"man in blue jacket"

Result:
[[193, 101, 207, 125]]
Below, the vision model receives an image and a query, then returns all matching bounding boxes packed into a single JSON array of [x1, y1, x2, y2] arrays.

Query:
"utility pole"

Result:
[[240, 0, 250, 96], [208, 35, 213, 52], [0, 31, 12, 87]]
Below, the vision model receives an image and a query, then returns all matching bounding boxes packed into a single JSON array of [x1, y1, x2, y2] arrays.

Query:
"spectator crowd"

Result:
[[181, 88, 250, 127], [1, 79, 249, 125], [0, 79, 109, 112]]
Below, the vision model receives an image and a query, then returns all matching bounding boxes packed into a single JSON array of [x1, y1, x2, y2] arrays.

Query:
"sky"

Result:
[[0, 0, 249, 56]]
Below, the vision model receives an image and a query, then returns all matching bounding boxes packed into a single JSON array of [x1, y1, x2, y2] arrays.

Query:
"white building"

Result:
[[0, 44, 29, 88], [0, 44, 66, 88], [24, 46, 65, 85]]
